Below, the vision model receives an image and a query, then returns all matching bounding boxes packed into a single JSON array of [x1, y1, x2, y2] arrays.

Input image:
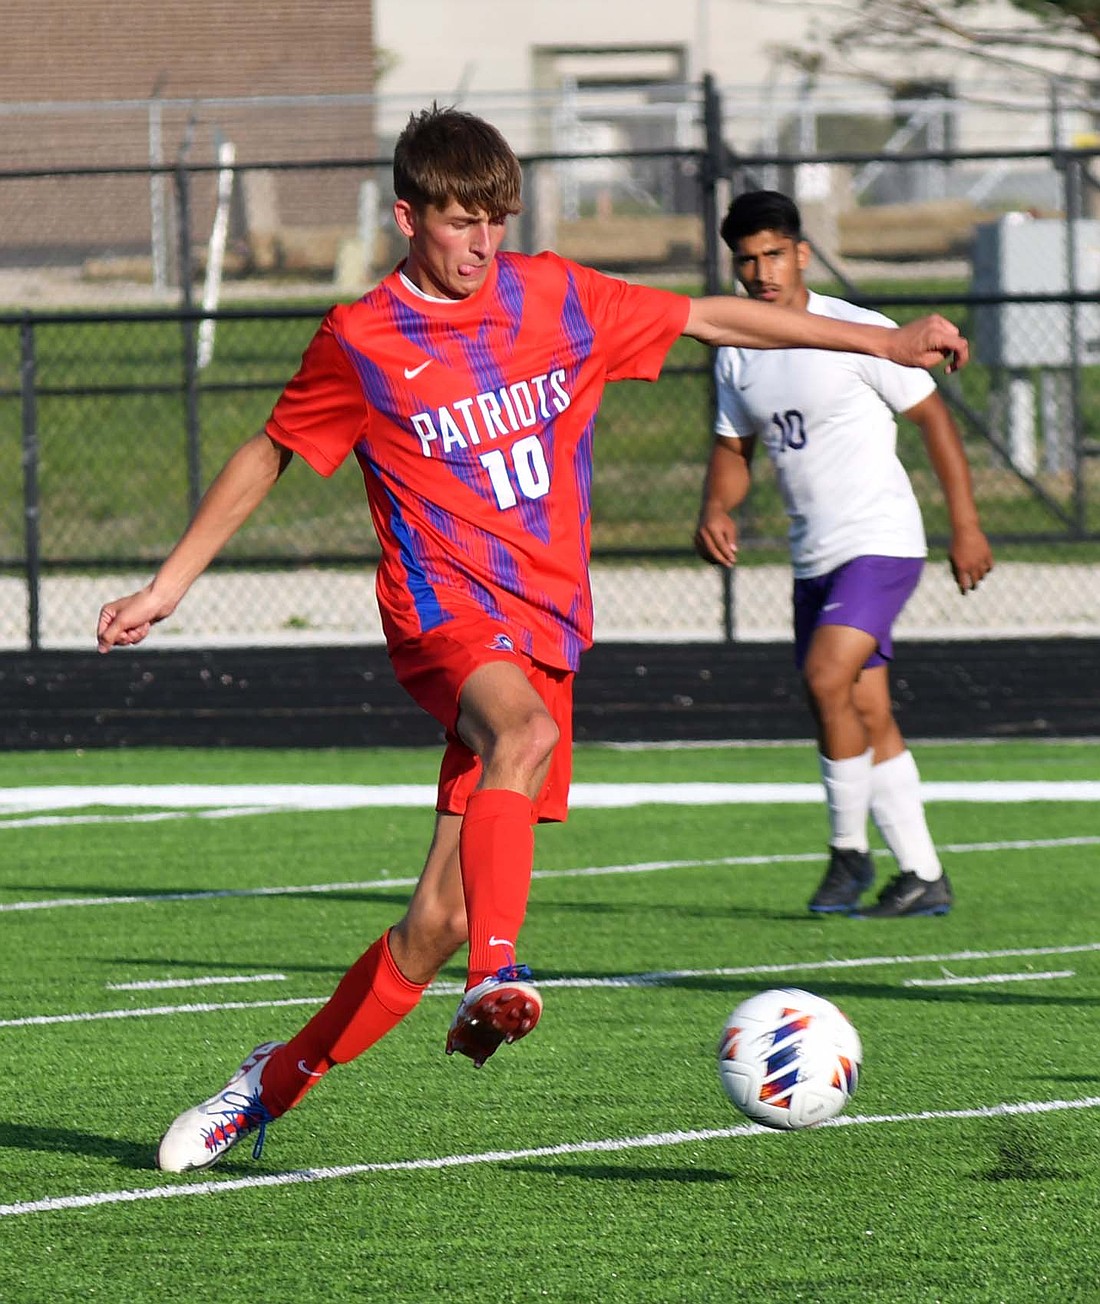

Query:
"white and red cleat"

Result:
[[446, 964, 542, 1068], [156, 1040, 283, 1172]]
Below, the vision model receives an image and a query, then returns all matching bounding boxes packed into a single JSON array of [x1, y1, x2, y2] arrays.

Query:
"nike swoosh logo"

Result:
[[489, 936, 514, 949], [823, 602, 843, 612], [297, 1059, 325, 1078], [403, 360, 432, 380]]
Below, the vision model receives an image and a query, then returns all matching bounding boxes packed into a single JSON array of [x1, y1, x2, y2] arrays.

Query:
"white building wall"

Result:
[[373, 0, 1098, 154]]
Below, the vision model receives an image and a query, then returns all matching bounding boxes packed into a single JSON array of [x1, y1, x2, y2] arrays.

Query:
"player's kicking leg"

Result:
[[157, 820, 467, 1172], [440, 657, 561, 1065]]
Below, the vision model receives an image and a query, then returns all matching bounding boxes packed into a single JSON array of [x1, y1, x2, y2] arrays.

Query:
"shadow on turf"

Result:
[[973, 1119, 1082, 1183], [503, 1161, 737, 1184], [0, 1121, 156, 1171], [539, 898, 804, 922], [0, 1121, 294, 1177], [105, 954, 351, 977], [566, 972, 1100, 1012], [15, 886, 414, 909]]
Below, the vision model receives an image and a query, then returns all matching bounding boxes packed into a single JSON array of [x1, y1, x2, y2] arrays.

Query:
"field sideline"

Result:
[[0, 739, 1098, 1303]]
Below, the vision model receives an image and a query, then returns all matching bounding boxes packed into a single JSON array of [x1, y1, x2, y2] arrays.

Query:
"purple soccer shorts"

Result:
[[792, 555, 924, 670]]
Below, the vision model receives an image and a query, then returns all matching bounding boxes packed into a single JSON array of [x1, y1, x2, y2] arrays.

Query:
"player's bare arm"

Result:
[[683, 298, 968, 372], [904, 391, 993, 595], [693, 435, 754, 567], [97, 432, 292, 652]]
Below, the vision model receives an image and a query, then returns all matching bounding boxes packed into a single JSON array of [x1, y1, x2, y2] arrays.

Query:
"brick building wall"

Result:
[[1, 1, 378, 271]]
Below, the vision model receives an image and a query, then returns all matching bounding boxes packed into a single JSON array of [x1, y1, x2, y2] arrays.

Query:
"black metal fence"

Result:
[[3, 77, 1100, 651]]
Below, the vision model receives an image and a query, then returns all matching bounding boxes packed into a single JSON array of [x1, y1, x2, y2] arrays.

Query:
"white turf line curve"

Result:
[[105, 974, 288, 992], [2, 1096, 1099, 1220], [3, 942, 1098, 1029], [903, 969, 1074, 988], [3, 833, 1100, 916], [2, 780, 1096, 1217], [1, 779, 1100, 821]]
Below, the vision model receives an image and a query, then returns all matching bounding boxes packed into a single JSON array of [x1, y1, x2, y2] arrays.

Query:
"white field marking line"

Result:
[[105, 974, 287, 992], [903, 969, 1075, 989], [2, 1095, 1099, 1220], [0, 806, 284, 830], [2, 779, 1100, 821], [4, 941, 1099, 1029], [602, 736, 1100, 750], [3, 833, 1099, 916]]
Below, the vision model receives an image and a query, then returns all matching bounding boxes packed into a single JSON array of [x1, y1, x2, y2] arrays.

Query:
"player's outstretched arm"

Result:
[[903, 391, 993, 594], [96, 432, 293, 652], [683, 298, 968, 372], [694, 436, 754, 568]]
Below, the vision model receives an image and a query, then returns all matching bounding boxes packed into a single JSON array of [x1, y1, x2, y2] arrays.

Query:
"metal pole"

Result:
[[702, 73, 736, 641], [20, 317, 42, 653], [1063, 156, 1087, 533], [176, 161, 203, 514], [149, 95, 168, 292], [701, 72, 723, 297]]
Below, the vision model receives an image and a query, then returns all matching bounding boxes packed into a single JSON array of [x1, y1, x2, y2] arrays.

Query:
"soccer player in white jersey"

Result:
[[694, 190, 993, 918]]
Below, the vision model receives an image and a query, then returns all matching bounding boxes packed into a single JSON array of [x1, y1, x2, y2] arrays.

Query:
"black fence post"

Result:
[[175, 162, 203, 515], [701, 72, 724, 298], [701, 73, 736, 642], [1064, 155, 1088, 535], [19, 316, 41, 653]]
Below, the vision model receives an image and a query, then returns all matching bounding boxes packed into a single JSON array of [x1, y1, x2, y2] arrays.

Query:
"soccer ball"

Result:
[[717, 987, 862, 1131]]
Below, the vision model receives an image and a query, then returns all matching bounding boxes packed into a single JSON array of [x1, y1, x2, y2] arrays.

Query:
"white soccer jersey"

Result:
[[714, 291, 936, 578]]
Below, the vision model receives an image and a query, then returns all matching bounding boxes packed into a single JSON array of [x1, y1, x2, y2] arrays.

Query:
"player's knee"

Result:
[[803, 660, 850, 711], [525, 709, 560, 769], [497, 708, 559, 776]]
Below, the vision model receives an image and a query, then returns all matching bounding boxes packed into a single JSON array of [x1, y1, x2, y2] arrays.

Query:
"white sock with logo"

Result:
[[818, 748, 873, 851], [870, 750, 942, 881]]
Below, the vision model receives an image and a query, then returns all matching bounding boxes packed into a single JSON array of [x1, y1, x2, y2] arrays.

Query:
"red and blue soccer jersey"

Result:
[[265, 251, 689, 670]]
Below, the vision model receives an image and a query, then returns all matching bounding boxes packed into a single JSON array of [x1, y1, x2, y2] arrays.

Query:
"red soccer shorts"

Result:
[[389, 615, 574, 823]]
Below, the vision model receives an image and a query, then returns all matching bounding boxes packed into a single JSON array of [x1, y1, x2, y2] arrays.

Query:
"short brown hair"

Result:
[[393, 105, 522, 220]]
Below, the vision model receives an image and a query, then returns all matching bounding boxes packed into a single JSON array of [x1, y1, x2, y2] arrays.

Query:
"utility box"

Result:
[[972, 214, 1100, 368]]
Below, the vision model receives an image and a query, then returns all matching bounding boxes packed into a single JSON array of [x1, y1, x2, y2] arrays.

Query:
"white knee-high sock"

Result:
[[870, 750, 942, 880], [818, 748, 873, 851]]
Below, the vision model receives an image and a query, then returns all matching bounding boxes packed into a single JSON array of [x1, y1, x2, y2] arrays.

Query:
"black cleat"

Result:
[[854, 871, 953, 918], [808, 847, 875, 914]]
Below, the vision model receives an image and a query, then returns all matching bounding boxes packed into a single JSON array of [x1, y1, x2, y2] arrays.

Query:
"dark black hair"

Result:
[[720, 190, 802, 250]]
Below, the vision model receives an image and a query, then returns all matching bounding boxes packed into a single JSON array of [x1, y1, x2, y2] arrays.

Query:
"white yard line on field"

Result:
[[1, 779, 1099, 823], [3, 942, 1098, 1029], [105, 974, 287, 992], [2, 1094, 1098, 1220], [903, 969, 1075, 988], [3, 833, 1099, 916]]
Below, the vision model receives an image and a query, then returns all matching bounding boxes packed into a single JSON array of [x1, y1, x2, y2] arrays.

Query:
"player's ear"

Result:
[[393, 199, 418, 239], [796, 240, 811, 271]]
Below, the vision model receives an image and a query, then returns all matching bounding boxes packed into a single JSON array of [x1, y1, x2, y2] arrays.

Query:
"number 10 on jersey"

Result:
[[480, 435, 551, 509]]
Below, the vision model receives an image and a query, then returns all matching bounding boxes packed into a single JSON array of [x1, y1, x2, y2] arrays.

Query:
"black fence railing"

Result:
[[3, 77, 1100, 650]]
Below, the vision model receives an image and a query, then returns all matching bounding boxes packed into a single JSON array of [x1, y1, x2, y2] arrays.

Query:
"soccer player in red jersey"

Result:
[[96, 105, 971, 1172]]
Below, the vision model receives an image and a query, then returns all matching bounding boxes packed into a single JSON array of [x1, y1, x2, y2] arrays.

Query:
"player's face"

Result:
[[394, 197, 508, 300], [731, 229, 810, 309]]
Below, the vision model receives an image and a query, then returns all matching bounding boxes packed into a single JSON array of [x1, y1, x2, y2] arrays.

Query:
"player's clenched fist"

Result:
[[888, 314, 969, 372], [96, 586, 172, 652]]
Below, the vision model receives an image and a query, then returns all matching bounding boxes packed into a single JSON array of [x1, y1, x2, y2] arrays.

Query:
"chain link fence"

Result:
[[2, 77, 1100, 650]]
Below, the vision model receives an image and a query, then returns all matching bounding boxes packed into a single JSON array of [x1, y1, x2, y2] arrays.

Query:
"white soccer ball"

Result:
[[717, 987, 862, 1131]]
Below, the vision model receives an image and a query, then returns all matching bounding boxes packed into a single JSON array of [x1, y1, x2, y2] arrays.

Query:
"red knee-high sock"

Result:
[[260, 929, 427, 1116], [460, 787, 536, 989]]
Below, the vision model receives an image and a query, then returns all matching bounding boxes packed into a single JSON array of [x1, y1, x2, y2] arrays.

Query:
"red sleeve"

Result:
[[265, 311, 367, 477], [565, 260, 691, 382]]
